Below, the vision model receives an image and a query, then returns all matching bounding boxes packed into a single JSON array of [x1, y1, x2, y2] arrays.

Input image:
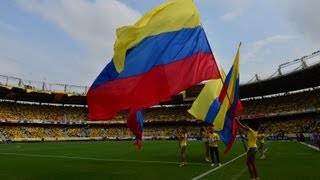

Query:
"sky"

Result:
[[0, 0, 319, 87]]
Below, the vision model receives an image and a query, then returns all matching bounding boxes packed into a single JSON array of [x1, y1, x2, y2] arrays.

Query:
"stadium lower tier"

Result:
[[0, 117, 319, 143]]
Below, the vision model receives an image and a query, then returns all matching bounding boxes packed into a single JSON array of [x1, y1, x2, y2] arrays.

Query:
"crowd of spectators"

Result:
[[240, 89, 320, 115], [259, 118, 318, 135], [0, 88, 320, 142], [0, 118, 318, 141], [0, 103, 195, 122], [0, 124, 203, 141]]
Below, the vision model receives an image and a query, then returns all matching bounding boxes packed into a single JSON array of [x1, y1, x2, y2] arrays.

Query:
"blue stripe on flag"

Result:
[[136, 110, 144, 132], [91, 26, 211, 89], [217, 78, 240, 145], [204, 98, 221, 124]]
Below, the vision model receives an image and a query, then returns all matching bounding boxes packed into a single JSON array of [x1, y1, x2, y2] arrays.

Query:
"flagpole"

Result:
[[233, 42, 247, 153], [203, 32, 225, 85], [203, 31, 241, 105], [203, 32, 242, 108], [203, 31, 247, 152], [238, 121, 248, 152]]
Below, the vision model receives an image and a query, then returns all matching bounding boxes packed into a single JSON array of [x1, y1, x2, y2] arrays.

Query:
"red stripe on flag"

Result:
[[88, 52, 219, 120]]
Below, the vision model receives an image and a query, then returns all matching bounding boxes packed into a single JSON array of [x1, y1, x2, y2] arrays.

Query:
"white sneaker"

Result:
[[205, 158, 210, 162], [218, 163, 222, 166], [179, 162, 186, 167], [211, 163, 215, 167]]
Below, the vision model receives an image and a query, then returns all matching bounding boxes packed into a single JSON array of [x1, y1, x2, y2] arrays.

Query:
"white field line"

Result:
[[191, 152, 247, 180], [231, 148, 269, 180], [300, 142, 319, 151], [231, 167, 247, 180], [192, 146, 270, 180], [0, 152, 210, 166]]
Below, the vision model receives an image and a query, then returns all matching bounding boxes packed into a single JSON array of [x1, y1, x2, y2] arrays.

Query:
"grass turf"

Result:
[[0, 140, 319, 180]]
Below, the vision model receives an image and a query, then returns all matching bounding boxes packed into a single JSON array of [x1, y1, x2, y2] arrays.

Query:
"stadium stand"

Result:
[[0, 51, 320, 143]]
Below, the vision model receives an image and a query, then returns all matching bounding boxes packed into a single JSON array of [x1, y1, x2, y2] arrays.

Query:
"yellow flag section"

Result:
[[188, 46, 240, 131], [188, 68, 226, 129], [113, 0, 201, 73]]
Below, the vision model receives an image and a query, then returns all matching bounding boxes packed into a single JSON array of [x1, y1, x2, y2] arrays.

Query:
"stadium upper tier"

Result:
[[0, 50, 320, 104], [0, 87, 320, 123]]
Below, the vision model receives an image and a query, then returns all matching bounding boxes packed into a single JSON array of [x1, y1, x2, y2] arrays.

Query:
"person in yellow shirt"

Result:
[[257, 130, 265, 159], [208, 126, 221, 167], [316, 130, 320, 151], [237, 119, 259, 180], [178, 127, 188, 167], [201, 126, 210, 162]]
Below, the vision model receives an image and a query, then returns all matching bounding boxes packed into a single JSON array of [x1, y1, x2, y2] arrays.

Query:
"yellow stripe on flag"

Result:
[[188, 68, 226, 122], [113, 0, 201, 73]]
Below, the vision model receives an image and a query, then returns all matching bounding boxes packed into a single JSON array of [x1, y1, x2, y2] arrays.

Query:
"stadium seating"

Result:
[[0, 87, 320, 141]]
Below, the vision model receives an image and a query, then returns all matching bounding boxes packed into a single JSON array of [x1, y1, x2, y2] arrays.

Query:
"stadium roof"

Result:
[[240, 61, 320, 98]]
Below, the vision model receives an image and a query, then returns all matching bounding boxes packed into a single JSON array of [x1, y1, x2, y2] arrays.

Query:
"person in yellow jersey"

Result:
[[316, 130, 320, 151], [257, 130, 266, 159], [178, 127, 188, 167], [237, 118, 260, 180], [208, 126, 221, 167], [200, 126, 210, 162]]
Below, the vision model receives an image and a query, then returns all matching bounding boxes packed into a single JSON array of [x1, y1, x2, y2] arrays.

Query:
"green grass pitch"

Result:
[[0, 140, 319, 179]]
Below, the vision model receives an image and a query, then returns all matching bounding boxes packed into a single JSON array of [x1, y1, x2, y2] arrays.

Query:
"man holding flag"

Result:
[[237, 119, 260, 180]]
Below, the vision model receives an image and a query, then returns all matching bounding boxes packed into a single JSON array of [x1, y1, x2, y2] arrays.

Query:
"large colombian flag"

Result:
[[87, 0, 220, 144], [189, 45, 243, 154]]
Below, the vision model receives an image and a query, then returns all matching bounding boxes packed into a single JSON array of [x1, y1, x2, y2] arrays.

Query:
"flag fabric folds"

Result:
[[213, 46, 243, 154], [188, 45, 243, 154], [127, 109, 144, 149], [188, 68, 226, 126], [87, 0, 220, 143]]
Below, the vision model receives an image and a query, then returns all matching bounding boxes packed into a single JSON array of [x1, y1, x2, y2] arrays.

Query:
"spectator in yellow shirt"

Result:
[[208, 126, 221, 167], [237, 119, 260, 180], [178, 127, 188, 167], [201, 126, 210, 162]]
